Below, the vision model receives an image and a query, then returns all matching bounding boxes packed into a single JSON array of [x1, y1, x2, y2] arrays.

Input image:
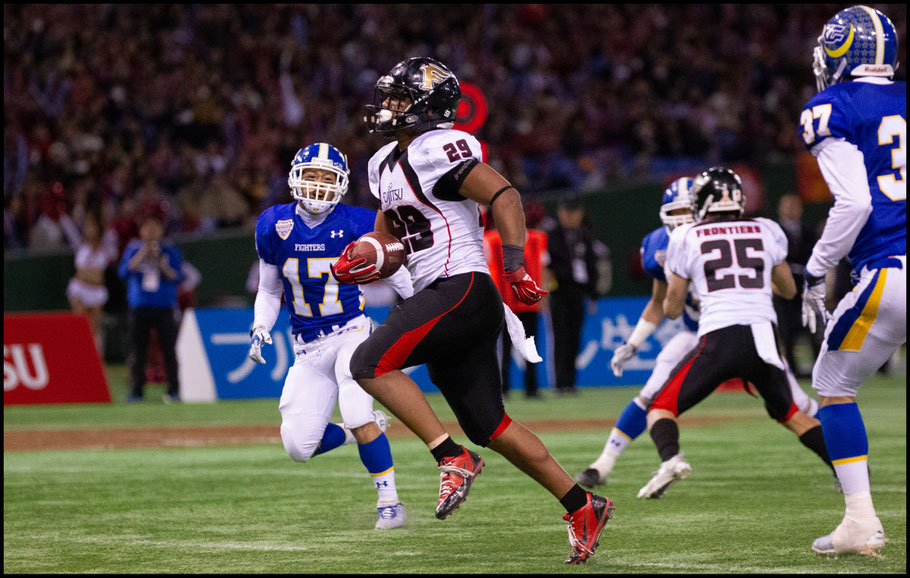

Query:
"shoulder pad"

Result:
[[411, 129, 483, 169]]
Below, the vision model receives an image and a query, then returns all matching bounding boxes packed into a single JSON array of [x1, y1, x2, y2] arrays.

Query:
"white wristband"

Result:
[[627, 319, 658, 349]]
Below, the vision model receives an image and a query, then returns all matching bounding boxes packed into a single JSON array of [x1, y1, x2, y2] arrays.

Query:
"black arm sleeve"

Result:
[[433, 159, 480, 201]]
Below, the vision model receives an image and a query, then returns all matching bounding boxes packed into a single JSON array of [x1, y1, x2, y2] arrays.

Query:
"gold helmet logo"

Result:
[[420, 64, 451, 90]]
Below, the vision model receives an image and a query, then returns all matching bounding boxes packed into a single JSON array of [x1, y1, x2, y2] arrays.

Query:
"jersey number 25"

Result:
[[701, 238, 765, 292]]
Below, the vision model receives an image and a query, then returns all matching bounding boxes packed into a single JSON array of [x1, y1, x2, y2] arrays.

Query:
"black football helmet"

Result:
[[689, 166, 746, 222], [364, 57, 461, 136]]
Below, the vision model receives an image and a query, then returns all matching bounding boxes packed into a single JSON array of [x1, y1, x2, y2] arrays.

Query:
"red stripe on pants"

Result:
[[374, 274, 475, 376], [650, 339, 704, 416], [780, 402, 799, 423], [489, 413, 512, 441]]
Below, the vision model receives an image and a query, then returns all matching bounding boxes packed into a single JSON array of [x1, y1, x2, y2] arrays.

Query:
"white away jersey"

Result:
[[666, 217, 788, 336], [367, 129, 489, 292]]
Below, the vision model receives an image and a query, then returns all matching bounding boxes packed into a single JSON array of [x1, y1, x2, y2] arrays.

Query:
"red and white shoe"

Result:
[[563, 492, 615, 564], [435, 448, 484, 519]]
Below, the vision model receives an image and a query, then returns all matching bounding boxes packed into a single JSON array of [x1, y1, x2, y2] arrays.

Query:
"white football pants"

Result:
[[278, 315, 376, 462], [813, 258, 906, 398]]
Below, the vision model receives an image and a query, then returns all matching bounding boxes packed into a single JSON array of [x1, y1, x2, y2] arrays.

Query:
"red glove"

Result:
[[504, 266, 548, 305], [330, 241, 381, 284]]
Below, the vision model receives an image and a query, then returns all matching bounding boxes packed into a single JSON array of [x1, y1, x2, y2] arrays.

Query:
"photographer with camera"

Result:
[[118, 206, 184, 403]]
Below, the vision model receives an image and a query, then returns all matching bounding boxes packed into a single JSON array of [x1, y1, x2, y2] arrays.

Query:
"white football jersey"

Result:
[[367, 129, 489, 292], [666, 217, 788, 336]]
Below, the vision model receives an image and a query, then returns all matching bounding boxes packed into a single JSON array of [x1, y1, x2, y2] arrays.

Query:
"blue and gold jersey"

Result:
[[641, 226, 699, 332], [800, 80, 906, 273], [255, 202, 377, 339]]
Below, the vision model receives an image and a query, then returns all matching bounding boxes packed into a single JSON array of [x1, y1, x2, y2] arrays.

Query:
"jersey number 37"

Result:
[[801, 107, 905, 201]]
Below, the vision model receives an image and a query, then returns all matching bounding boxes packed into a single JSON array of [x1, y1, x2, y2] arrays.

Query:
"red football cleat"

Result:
[[563, 492, 615, 564], [435, 447, 484, 519]]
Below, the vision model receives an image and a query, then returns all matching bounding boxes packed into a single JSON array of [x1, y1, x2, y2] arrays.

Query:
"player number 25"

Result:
[[701, 238, 765, 293], [878, 115, 906, 202]]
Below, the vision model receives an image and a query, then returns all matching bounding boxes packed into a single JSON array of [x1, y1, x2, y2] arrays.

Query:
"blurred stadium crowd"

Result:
[[4, 4, 906, 254]]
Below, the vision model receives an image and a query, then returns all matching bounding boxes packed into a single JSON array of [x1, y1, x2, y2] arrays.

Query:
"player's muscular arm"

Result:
[[614, 278, 665, 372], [771, 261, 797, 300], [458, 163, 526, 248], [663, 274, 689, 320], [642, 278, 668, 325], [459, 162, 546, 305], [373, 211, 397, 238]]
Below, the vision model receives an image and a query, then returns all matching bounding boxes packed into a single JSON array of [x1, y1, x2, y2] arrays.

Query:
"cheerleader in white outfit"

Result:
[[66, 214, 117, 355]]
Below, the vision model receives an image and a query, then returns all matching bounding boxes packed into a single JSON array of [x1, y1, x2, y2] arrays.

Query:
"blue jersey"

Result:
[[640, 226, 699, 332], [800, 80, 906, 273], [255, 202, 377, 339]]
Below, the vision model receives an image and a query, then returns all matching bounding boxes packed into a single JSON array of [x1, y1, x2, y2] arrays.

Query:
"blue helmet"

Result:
[[813, 5, 900, 92], [660, 177, 696, 231], [288, 143, 350, 216]]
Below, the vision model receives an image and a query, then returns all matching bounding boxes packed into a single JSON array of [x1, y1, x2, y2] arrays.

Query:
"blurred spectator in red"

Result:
[[28, 182, 78, 251], [483, 201, 549, 399]]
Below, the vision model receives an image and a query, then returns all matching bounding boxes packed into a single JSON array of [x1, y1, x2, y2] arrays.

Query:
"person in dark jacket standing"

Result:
[[545, 193, 601, 394], [118, 208, 184, 403], [773, 194, 821, 377]]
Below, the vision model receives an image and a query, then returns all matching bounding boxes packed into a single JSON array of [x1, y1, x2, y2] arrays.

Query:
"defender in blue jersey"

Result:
[[576, 178, 819, 490], [248, 143, 414, 529], [799, 6, 906, 557]]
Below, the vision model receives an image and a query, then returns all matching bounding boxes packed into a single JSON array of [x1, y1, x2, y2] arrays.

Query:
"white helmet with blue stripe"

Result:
[[660, 177, 696, 232], [813, 5, 900, 92], [288, 143, 350, 215]]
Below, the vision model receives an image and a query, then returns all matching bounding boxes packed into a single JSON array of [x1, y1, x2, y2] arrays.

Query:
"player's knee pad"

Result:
[[811, 350, 862, 398], [280, 419, 322, 463], [337, 379, 374, 430]]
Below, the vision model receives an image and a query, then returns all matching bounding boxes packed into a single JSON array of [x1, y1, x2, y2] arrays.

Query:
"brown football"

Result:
[[347, 231, 406, 280]]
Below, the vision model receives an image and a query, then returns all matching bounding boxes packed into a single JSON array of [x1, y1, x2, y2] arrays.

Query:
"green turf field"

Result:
[[4, 368, 906, 573]]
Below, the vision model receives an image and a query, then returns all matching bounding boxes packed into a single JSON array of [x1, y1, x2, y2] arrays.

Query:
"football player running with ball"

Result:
[[799, 5, 905, 558], [637, 167, 836, 500], [333, 57, 614, 565], [249, 142, 414, 529], [575, 178, 820, 490]]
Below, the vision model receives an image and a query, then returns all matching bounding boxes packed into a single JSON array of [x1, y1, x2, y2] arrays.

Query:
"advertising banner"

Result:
[[516, 296, 681, 389], [178, 298, 671, 401], [177, 307, 439, 401], [4, 312, 111, 405]]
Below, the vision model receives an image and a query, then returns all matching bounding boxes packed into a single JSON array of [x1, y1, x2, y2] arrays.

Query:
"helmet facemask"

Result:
[[660, 177, 696, 232], [289, 164, 349, 216], [364, 79, 419, 136], [813, 40, 849, 92], [660, 201, 695, 232], [364, 58, 460, 137]]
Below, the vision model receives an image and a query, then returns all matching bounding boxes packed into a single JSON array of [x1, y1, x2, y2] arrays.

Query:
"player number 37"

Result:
[[801, 106, 905, 201]]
